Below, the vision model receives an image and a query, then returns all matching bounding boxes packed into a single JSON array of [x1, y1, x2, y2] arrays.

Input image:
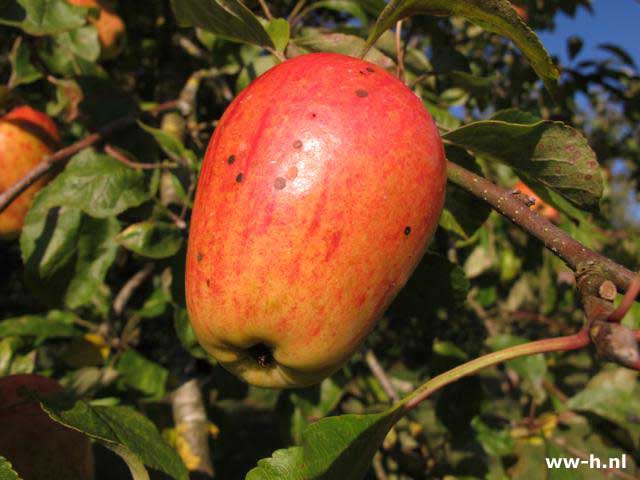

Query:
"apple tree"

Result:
[[0, 0, 639, 479]]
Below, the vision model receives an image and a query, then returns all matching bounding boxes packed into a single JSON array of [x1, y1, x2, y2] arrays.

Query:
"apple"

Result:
[[185, 53, 446, 388], [68, 0, 125, 60], [0, 106, 60, 240], [0, 374, 94, 480], [513, 180, 560, 222], [510, 1, 529, 22]]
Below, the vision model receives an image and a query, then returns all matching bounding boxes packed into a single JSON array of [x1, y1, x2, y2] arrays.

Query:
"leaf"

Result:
[[0, 310, 80, 343], [173, 307, 208, 359], [138, 122, 196, 165], [116, 221, 184, 259], [0, 338, 23, 376], [170, 0, 274, 49], [116, 349, 168, 399], [471, 416, 514, 457], [0, 0, 87, 35], [568, 368, 640, 448], [31, 149, 154, 218], [266, 18, 289, 53], [364, 0, 559, 95], [0, 456, 21, 480], [41, 397, 188, 480], [598, 43, 636, 68], [54, 25, 101, 62], [292, 30, 394, 70], [444, 110, 603, 211], [65, 216, 120, 314], [247, 408, 402, 480], [8, 36, 42, 87], [289, 378, 344, 444]]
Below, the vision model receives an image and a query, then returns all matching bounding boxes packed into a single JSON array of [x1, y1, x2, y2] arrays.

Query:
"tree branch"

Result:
[[0, 100, 182, 215], [446, 161, 638, 295]]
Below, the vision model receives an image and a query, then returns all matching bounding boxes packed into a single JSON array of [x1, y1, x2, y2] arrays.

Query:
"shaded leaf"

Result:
[[8, 36, 41, 87], [41, 397, 188, 480], [116, 349, 168, 399], [364, 0, 559, 95], [266, 18, 289, 53], [116, 221, 183, 259], [0, 310, 80, 343], [0, 456, 21, 480], [0, 0, 86, 35], [444, 110, 603, 210], [170, 0, 274, 49]]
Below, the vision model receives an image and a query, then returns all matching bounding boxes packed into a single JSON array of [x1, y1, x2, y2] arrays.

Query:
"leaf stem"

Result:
[[401, 329, 590, 412]]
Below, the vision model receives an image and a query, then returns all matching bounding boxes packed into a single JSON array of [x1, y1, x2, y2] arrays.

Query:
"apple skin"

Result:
[[185, 53, 446, 388], [68, 0, 125, 60], [0, 374, 95, 480], [0, 106, 60, 240], [514, 180, 560, 222]]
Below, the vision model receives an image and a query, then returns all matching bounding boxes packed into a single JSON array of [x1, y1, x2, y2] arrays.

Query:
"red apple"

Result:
[[185, 53, 446, 388], [0, 106, 60, 240], [0, 374, 94, 480]]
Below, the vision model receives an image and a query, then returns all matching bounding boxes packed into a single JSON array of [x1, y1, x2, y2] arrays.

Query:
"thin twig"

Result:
[[112, 263, 154, 317], [446, 161, 638, 296], [365, 349, 400, 402], [104, 144, 178, 170], [395, 20, 405, 83], [288, 0, 307, 25], [0, 100, 182, 215], [258, 0, 274, 20]]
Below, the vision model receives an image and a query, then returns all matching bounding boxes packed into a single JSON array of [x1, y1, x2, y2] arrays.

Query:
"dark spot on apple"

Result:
[[206, 279, 210, 287], [236, 173, 244, 183], [227, 154, 236, 165], [366, 66, 375, 73], [274, 177, 287, 190], [311, 112, 317, 118], [197, 252, 203, 262], [293, 140, 303, 149], [249, 344, 273, 368], [404, 226, 412, 236], [356, 89, 368, 98]]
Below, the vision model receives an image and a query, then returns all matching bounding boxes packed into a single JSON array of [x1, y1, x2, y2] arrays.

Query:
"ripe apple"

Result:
[[0, 106, 60, 240], [513, 180, 560, 222], [68, 0, 125, 60], [0, 374, 94, 480], [185, 53, 446, 388]]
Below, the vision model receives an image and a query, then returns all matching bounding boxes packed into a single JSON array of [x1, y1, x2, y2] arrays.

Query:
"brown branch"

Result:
[[258, 0, 274, 20], [172, 379, 214, 479], [0, 100, 182, 215], [446, 161, 638, 295]]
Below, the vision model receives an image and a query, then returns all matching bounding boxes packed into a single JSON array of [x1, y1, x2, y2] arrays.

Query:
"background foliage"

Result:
[[1, 0, 639, 479]]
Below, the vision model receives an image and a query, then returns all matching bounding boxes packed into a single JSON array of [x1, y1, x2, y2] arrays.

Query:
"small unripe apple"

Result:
[[186, 53, 446, 388], [0, 106, 60, 240], [68, 0, 125, 60], [514, 180, 560, 222], [0, 374, 95, 480]]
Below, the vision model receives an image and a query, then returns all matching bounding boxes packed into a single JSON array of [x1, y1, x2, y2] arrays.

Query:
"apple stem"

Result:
[[401, 329, 591, 413]]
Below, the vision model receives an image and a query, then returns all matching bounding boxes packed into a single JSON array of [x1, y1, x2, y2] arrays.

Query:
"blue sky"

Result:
[[537, 1, 640, 66]]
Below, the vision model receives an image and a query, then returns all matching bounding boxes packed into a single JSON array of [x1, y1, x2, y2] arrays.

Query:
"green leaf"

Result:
[[471, 416, 514, 457], [0, 456, 21, 480], [292, 31, 395, 70], [138, 122, 196, 165], [116, 221, 183, 259], [41, 397, 188, 480], [266, 18, 290, 53], [0, 310, 80, 343], [289, 378, 344, 444], [0, 338, 22, 376], [116, 349, 169, 399], [0, 0, 87, 35], [173, 307, 208, 360], [247, 408, 402, 479], [37, 149, 154, 218], [568, 368, 640, 448], [65, 216, 120, 314], [8, 37, 42, 87], [444, 111, 603, 211], [54, 25, 101, 62], [170, 0, 274, 49], [364, 0, 559, 95]]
